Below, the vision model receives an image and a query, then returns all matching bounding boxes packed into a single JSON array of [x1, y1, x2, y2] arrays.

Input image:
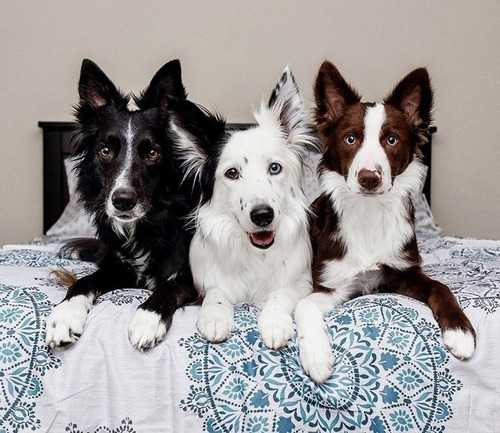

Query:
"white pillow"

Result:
[[46, 158, 96, 238]]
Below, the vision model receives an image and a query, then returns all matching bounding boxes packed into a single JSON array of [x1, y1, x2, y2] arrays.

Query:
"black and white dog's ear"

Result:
[[168, 98, 226, 186], [384, 67, 433, 128], [134, 59, 187, 112], [264, 67, 321, 155], [78, 59, 129, 110]]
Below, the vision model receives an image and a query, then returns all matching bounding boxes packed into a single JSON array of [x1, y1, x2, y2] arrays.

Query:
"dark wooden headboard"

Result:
[[38, 122, 435, 234]]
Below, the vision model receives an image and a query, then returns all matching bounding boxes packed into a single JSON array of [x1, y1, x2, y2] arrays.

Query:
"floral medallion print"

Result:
[[179, 299, 461, 432], [0, 284, 60, 433], [65, 417, 137, 433], [95, 289, 149, 307]]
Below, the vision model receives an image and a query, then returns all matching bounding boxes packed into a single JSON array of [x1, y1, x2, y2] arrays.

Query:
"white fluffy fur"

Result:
[[185, 68, 316, 349], [170, 120, 207, 186]]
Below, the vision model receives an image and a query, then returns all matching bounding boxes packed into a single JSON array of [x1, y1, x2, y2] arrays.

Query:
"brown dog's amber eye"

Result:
[[386, 134, 399, 146], [344, 133, 356, 146]]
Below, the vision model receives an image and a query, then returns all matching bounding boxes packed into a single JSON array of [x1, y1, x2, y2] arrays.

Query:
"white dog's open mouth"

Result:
[[249, 231, 275, 249]]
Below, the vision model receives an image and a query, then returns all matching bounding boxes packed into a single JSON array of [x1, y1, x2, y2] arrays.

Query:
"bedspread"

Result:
[[0, 235, 499, 433]]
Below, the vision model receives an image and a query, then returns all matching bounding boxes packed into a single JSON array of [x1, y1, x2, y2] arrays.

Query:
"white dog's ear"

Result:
[[265, 67, 321, 156], [168, 98, 226, 186]]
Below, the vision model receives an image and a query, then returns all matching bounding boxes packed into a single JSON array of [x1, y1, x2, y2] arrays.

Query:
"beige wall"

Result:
[[1, 0, 499, 244]]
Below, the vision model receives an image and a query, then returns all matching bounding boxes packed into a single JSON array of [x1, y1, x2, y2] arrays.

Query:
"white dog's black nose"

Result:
[[112, 188, 138, 211], [250, 205, 274, 227]]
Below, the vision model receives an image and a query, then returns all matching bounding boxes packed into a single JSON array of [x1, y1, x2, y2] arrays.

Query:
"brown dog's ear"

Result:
[[314, 61, 361, 125], [384, 68, 433, 127]]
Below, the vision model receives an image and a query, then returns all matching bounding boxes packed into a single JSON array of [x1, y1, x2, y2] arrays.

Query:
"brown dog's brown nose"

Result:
[[358, 169, 382, 191]]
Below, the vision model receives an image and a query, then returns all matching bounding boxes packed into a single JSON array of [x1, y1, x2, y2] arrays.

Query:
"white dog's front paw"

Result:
[[443, 328, 475, 360], [258, 310, 294, 350], [197, 303, 234, 343], [45, 295, 92, 350], [299, 326, 335, 384], [128, 308, 167, 351]]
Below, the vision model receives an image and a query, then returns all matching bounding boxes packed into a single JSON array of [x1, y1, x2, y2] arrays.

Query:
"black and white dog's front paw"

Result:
[[45, 295, 93, 349], [128, 308, 167, 351]]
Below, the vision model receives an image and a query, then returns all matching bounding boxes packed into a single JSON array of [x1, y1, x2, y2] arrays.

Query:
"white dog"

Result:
[[170, 67, 320, 349]]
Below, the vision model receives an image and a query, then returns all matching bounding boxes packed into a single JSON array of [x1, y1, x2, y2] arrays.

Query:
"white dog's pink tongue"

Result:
[[250, 231, 275, 247]]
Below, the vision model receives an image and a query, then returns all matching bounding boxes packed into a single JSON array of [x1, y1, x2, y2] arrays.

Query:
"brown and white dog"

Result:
[[295, 61, 476, 384]]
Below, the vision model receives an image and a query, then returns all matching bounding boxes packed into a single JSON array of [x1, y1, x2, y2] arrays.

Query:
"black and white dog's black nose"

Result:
[[250, 205, 274, 227], [112, 188, 138, 211]]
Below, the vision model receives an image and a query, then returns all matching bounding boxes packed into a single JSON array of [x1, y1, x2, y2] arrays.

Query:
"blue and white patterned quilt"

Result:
[[0, 235, 499, 433]]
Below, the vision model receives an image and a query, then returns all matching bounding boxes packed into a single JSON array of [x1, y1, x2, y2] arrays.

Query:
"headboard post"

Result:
[[38, 122, 75, 233]]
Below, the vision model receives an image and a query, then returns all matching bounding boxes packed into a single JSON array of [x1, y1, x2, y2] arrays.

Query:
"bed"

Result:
[[0, 122, 498, 433]]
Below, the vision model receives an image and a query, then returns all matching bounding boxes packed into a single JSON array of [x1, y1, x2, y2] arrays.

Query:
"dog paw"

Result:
[[45, 295, 92, 350], [299, 326, 335, 384], [258, 310, 294, 350], [128, 308, 167, 351], [197, 304, 234, 343], [443, 328, 475, 360]]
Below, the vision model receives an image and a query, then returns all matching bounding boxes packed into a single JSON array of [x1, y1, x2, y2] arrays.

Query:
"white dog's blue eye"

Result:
[[269, 162, 282, 175], [225, 168, 239, 180], [344, 133, 356, 146]]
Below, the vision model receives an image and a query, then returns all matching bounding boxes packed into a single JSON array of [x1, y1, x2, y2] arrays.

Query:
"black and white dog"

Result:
[[46, 59, 201, 351], [169, 68, 320, 349]]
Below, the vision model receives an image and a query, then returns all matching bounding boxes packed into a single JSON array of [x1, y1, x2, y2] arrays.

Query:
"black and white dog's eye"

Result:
[[344, 133, 356, 146], [148, 149, 160, 161], [225, 168, 239, 180], [98, 146, 112, 159], [269, 162, 282, 175], [386, 134, 399, 146]]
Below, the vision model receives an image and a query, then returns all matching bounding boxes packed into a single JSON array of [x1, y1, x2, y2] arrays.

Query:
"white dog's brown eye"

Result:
[[344, 133, 356, 146], [225, 168, 239, 180], [387, 134, 399, 146], [269, 162, 282, 175]]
